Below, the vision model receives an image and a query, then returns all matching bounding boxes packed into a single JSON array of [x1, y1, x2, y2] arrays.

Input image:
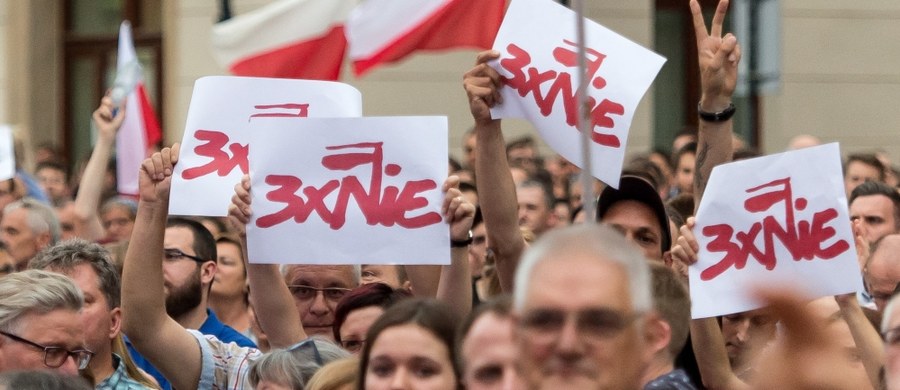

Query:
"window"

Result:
[[63, 0, 161, 167], [654, 0, 758, 154]]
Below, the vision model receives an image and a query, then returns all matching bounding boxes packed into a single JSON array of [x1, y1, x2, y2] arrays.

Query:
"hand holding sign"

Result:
[[489, 0, 665, 188], [689, 143, 862, 318], [139, 143, 180, 205], [691, 0, 741, 111], [228, 174, 253, 238], [463, 50, 503, 127], [246, 116, 449, 265]]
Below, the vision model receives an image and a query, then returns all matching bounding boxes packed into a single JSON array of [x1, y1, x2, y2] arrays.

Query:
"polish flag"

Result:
[[211, 0, 358, 81], [346, 0, 505, 76], [116, 21, 162, 196]]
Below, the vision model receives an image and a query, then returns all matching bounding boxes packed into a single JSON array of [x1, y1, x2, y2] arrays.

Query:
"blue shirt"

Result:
[[126, 309, 257, 390]]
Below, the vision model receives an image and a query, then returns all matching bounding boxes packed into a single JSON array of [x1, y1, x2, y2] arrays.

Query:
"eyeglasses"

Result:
[[287, 285, 351, 302], [341, 338, 366, 353], [288, 338, 323, 365], [0, 331, 94, 370], [163, 248, 206, 263], [519, 308, 640, 342]]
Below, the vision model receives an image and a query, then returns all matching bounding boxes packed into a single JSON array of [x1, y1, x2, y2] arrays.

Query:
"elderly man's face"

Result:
[[0, 309, 86, 376], [0, 208, 46, 269], [516, 255, 650, 390], [284, 265, 357, 340]]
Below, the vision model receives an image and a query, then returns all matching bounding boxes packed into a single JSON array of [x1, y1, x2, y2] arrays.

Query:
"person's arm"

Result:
[[74, 96, 124, 241], [692, 0, 740, 199], [685, 1, 745, 389], [228, 175, 306, 348], [675, 219, 749, 390], [835, 293, 884, 389], [464, 50, 526, 293], [436, 176, 474, 319], [121, 144, 205, 390]]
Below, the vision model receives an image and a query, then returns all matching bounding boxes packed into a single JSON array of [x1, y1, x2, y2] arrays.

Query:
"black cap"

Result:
[[595, 175, 672, 256]]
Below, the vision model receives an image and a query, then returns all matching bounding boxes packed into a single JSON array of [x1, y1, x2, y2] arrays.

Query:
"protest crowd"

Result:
[[1, 0, 900, 389]]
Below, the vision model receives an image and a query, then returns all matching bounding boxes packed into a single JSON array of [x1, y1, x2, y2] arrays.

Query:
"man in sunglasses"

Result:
[[0, 269, 92, 376]]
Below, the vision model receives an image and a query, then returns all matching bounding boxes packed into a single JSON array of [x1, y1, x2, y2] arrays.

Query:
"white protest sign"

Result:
[[169, 76, 362, 216], [689, 143, 862, 318], [0, 126, 14, 181], [246, 116, 449, 265], [489, 0, 665, 188]]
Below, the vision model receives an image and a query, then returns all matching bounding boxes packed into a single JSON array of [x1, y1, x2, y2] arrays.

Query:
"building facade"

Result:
[[1, 0, 898, 173]]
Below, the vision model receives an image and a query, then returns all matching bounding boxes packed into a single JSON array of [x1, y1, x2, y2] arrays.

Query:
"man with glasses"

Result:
[[0, 269, 92, 376], [512, 224, 658, 389], [30, 239, 154, 388], [282, 264, 359, 341], [125, 217, 256, 390]]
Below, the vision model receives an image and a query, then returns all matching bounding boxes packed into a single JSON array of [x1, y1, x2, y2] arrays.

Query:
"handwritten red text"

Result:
[[700, 178, 849, 281], [181, 130, 248, 180], [500, 39, 624, 147], [256, 142, 441, 230]]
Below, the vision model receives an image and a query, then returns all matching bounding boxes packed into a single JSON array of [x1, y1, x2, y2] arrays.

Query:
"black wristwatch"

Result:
[[698, 102, 736, 122], [451, 230, 473, 248]]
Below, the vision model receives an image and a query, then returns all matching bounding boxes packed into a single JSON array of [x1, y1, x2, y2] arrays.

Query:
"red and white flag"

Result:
[[211, 0, 358, 81], [116, 21, 162, 196], [346, 0, 505, 76]]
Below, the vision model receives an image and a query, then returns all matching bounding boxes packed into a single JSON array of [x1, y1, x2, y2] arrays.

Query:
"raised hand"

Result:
[[691, 0, 741, 111], [463, 50, 504, 126], [228, 174, 252, 237], [670, 216, 700, 273], [139, 143, 180, 204], [92, 95, 126, 143], [442, 175, 475, 243]]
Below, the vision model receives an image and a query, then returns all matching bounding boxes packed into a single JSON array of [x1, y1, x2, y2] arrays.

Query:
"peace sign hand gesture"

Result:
[[691, 0, 741, 112]]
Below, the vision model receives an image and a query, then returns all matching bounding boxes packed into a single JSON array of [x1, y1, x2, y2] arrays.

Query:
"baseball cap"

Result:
[[595, 175, 672, 255]]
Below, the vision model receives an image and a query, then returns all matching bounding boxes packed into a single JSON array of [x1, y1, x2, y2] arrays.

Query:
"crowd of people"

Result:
[[0, 0, 898, 389]]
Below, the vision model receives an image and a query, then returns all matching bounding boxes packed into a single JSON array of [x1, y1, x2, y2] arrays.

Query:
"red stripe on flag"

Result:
[[136, 83, 161, 146], [352, 0, 505, 76], [230, 25, 348, 81]]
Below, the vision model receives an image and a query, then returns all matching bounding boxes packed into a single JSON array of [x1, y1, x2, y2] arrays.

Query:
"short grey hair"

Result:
[[281, 264, 362, 286], [0, 269, 83, 332], [513, 224, 652, 313], [3, 198, 61, 245], [248, 338, 350, 388], [30, 239, 121, 309]]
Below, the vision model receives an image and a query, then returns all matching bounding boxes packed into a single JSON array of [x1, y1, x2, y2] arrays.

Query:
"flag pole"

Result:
[[573, 0, 595, 222]]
